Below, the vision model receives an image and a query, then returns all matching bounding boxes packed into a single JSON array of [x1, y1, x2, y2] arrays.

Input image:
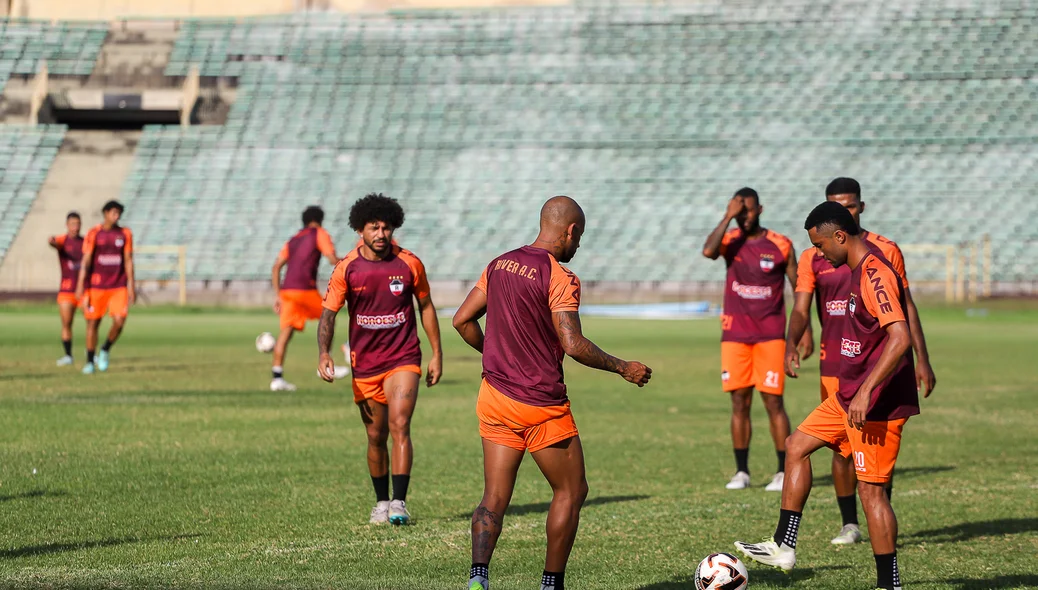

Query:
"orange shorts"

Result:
[[820, 376, 839, 402], [279, 289, 323, 331], [797, 395, 907, 484], [56, 292, 81, 307], [476, 379, 579, 453], [352, 365, 422, 405], [83, 288, 128, 320], [721, 340, 785, 395]]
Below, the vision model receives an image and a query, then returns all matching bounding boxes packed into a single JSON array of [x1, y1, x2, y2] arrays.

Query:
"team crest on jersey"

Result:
[[759, 254, 775, 271], [388, 277, 404, 296], [115, 238, 124, 247], [848, 293, 857, 314], [721, 370, 730, 382]]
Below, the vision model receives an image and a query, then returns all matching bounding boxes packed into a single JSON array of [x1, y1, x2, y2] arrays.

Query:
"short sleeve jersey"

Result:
[[82, 224, 133, 290], [53, 234, 84, 293], [796, 230, 910, 377], [837, 253, 919, 421], [280, 226, 336, 291], [478, 246, 581, 407], [323, 245, 429, 378], [720, 228, 793, 343]]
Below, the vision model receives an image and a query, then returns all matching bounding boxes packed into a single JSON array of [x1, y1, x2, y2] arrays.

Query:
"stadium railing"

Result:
[[135, 244, 188, 305]]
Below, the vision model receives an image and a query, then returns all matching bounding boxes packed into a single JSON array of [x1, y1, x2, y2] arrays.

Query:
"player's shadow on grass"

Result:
[[637, 565, 850, 588], [0, 489, 68, 502], [812, 464, 954, 486], [0, 533, 201, 559], [906, 517, 1038, 544], [929, 574, 1038, 589], [455, 494, 649, 519]]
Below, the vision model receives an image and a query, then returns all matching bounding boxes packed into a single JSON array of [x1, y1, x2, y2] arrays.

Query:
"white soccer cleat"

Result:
[[830, 523, 862, 545], [56, 355, 74, 367], [765, 472, 785, 492], [734, 538, 796, 572], [369, 500, 390, 524], [389, 499, 411, 525], [725, 471, 751, 490], [270, 378, 297, 392]]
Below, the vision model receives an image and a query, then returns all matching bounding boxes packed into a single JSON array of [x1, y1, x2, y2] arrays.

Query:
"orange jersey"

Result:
[[280, 226, 336, 291], [82, 225, 132, 290], [719, 228, 793, 343], [53, 233, 84, 293]]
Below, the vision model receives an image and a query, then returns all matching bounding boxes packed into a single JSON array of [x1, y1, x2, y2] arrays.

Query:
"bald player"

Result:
[[785, 177, 936, 545], [453, 196, 652, 590]]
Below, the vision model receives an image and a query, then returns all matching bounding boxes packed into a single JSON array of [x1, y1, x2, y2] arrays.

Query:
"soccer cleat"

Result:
[[725, 471, 751, 490], [734, 538, 796, 572], [830, 523, 862, 545], [467, 576, 489, 590], [96, 350, 110, 372], [369, 501, 390, 524], [56, 355, 74, 367], [765, 471, 785, 492], [82, 363, 95, 375], [388, 499, 411, 525], [269, 378, 297, 392]]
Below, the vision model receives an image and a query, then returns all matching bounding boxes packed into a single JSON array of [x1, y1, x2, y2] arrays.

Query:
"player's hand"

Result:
[[916, 359, 936, 398], [127, 289, 136, 306], [273, 299, 281, 314], [725, 196, 745, 219], [426, 354, 442, 387], [784, 343, 801, 378], [318, 353, 336, 383], [797, 331, 814, 361], [48, 237, 59, 247], [619, 361, 652, 387], [75, 285, 85, 301], [847, 387, 871, 430]]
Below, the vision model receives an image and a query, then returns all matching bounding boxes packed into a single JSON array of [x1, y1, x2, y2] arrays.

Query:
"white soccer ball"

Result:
[[694, 552, 748, 590], [255, 332, 276, 353]]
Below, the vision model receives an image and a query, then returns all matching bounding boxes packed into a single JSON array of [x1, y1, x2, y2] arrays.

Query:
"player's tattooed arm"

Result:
[[553, 311, 652, 386], [316, 308, 338, 383]]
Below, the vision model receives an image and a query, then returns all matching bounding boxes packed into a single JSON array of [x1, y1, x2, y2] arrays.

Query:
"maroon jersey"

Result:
[[323, 245, 430, 379], [280, 226, 336, 291], [476, 246, 581, 407], [837, 252, 919, 421], [53, 234, 84, 293], [796, 231, 910, 377], [719, 228, 793, 343], [82, 224, 132, 290]]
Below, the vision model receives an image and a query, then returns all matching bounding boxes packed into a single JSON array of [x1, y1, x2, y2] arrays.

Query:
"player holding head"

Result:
[[269, 205, 339, 391], [49, 211, 83, 367], [75, 201, 134, 374], [785, 177, 937, 545], [453, 196, 652, 590], [736, 201, 918, 590], [318, 193, 442, 526], [702, 188, 810, 492]]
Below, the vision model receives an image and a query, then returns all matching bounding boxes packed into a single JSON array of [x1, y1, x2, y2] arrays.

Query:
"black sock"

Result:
[[776, 450, 786, 474], [371, 475, 390, 502], [470, 563, 488, 580], [62, 340, 72, 356], [837, 494, 859, 526], [875, 552, 900, 589], [272, 366, 283, 379], [541, 570, 564, 589], [774, 509, 802, 549], [734, 448, 749, 474], [392, 474, 410, 502], [86, 350, 95, 364], [101, 339, 113, 352]]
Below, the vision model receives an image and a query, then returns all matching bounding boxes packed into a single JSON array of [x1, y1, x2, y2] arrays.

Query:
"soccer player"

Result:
[[49, 211, 83, 366], [702, 188, 809, 492], [318, 193, 442, 526], [735, 201, 918, 590], [75, 201, 134, 375], [269, 206, 339, 391], [453, 196, 652, 590], [785, 177, 937, 545]]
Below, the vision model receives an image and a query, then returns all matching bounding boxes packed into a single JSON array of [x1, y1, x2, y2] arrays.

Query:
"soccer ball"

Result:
[[255, 332, 276, 353], [694, 552, 748, 590]]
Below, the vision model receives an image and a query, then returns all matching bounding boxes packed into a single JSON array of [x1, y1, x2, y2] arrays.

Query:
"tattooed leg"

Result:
[[472, 439, 524, 564]]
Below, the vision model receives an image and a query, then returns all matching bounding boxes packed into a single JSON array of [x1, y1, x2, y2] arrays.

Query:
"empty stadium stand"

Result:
[[0, 124, 65, 264]]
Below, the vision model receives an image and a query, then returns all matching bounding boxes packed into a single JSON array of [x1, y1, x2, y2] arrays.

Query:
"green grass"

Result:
[[1, 305, 1036, 589]]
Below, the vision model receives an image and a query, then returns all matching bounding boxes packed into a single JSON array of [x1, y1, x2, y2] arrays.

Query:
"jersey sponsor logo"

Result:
[[848, 293, 857, 314], [841, 338, 862, 358], [388, 276, 405, 296], [96, 254, 123, 266], [759, 253, 775, 271], [356, 312, 408, 330], [824, 299, 847, 316], [66, 260, 80, 271], [115, 238, 125, 248], [731, 280, 772, 300], [865, 266, 894, 314]]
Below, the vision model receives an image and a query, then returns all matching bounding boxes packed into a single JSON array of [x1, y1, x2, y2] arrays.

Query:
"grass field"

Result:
[[1, 303, 1036, 589]]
